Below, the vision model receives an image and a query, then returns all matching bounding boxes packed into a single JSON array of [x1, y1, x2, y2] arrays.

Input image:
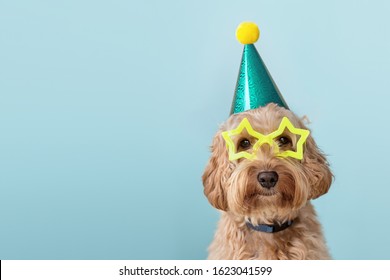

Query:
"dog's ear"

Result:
[[303, 135, 333, 199], [202, 130, 232, 211]]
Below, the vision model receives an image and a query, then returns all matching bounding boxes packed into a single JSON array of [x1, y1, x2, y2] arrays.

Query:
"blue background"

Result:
[[1, 0, 389, 259]]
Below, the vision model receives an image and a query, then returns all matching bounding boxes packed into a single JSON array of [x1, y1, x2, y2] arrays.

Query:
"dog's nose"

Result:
[[257, 171, 279, 189]]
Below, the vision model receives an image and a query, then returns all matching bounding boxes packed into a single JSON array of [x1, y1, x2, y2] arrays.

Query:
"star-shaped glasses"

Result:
[[221, 117, 310, 161]]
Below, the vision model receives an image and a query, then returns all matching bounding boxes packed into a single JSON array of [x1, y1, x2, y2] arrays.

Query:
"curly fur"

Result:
[[202, 103, 333, 260]]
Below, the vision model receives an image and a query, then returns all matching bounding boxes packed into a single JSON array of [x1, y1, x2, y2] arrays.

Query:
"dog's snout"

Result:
[[257, 171, 279, 189]]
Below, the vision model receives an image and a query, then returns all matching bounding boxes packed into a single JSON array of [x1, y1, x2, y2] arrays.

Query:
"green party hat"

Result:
[[230, 22, 289, 115]]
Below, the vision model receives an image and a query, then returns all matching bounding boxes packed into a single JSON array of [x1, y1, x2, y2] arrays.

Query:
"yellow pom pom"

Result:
[[236, 22, 260, 44]]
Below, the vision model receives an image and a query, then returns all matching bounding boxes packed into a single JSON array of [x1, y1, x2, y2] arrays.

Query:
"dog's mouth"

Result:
[[244, 193, 261, 203], [245, 189, 276, 201], [243, 190, 278, 210]]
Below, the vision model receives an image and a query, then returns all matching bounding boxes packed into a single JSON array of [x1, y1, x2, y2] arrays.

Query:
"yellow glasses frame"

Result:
[[221, 117, 310, 161]]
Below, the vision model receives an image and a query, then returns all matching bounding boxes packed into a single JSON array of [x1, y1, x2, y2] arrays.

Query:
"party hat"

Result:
[[230, 22, 288, 115]]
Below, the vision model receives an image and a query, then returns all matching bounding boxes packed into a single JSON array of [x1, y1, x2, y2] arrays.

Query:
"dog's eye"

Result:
[[239, 138, 251, 150], [276, 136, 291, 146]]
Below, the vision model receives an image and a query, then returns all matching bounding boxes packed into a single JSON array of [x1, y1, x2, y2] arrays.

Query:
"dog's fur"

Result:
[[202, 103, 332, 260]]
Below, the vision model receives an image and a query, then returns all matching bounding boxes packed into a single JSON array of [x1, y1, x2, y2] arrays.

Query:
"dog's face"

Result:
[[202, 103, 332, 222]]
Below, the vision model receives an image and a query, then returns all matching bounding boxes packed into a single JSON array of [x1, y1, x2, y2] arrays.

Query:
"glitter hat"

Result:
[[231, 22, 288, 115]]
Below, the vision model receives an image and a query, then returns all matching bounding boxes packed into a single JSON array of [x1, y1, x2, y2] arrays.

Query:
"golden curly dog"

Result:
[[202, 103, 333, 260]]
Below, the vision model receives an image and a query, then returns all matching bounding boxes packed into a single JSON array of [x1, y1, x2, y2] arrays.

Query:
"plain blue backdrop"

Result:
[[1, 0, 390, 259]]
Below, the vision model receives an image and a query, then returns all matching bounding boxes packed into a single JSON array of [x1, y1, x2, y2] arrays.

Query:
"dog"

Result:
[[202, 103, 333, 260]]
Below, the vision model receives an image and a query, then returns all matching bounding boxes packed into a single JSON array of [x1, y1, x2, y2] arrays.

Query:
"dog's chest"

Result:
[[244, 235, 295, 260]]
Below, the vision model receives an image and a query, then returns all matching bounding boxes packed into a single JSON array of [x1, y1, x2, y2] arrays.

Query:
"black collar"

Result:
[[246, 220, 294, 233]]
